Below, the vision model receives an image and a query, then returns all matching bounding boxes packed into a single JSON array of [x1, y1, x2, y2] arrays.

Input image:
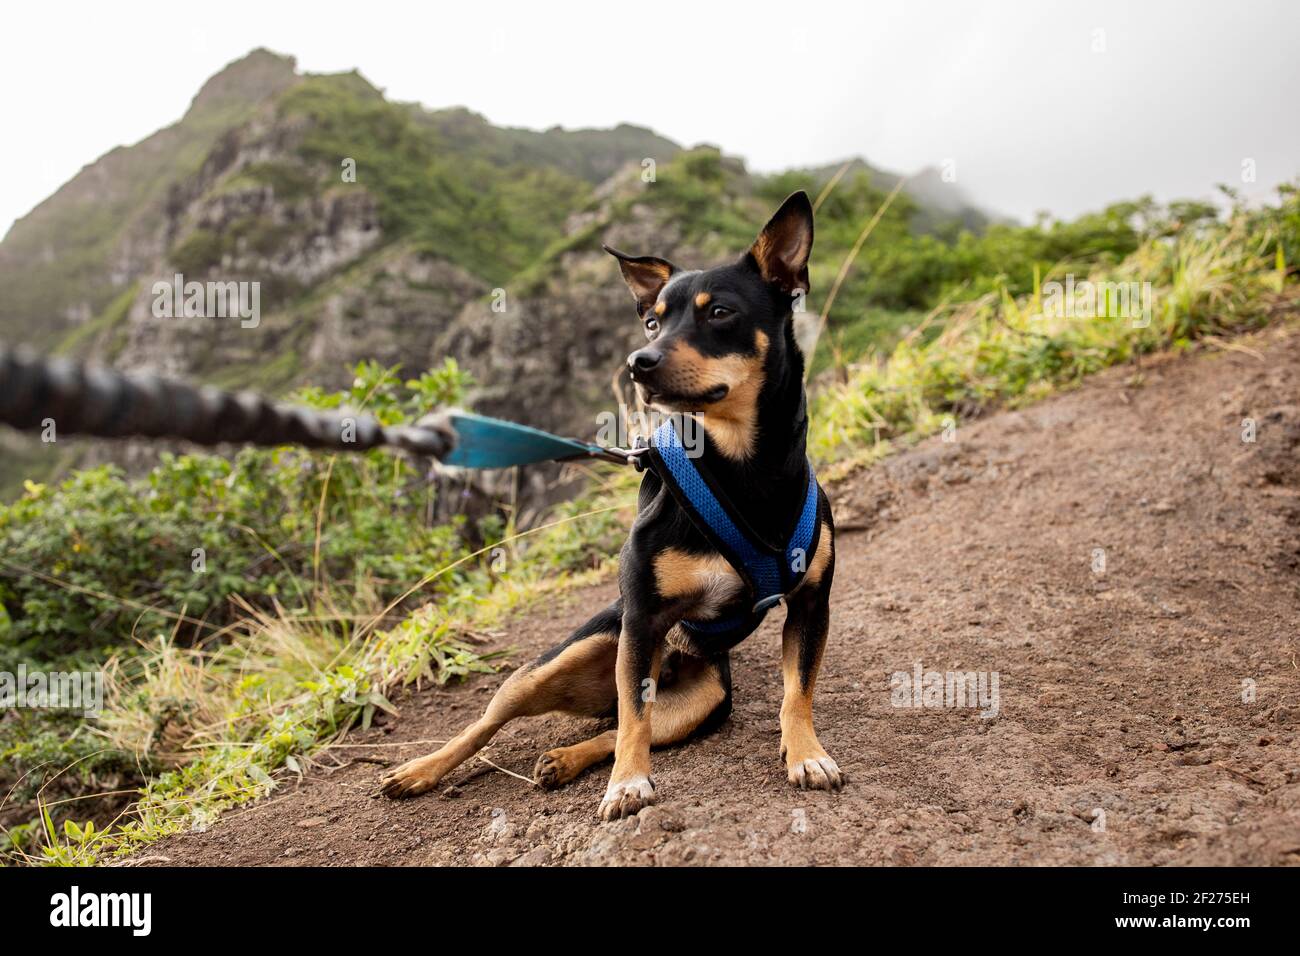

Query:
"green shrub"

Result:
[[168, 229, 226, 275], [0, 359, 476, 662]]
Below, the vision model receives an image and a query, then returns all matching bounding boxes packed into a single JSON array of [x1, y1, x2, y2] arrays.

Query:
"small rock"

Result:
[[637, 805, 686, 834], [872, 599, 909, 613], [510, 846, 552, 867]]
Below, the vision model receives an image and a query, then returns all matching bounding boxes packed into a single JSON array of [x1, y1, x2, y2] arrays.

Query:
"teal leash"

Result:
[[435, 411, 648, 469], [0, 344, 646, 470]]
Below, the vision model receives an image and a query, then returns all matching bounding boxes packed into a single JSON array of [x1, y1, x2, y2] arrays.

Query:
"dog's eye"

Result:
[[644, 317, 660, 339], [708, 304, 733, 320]]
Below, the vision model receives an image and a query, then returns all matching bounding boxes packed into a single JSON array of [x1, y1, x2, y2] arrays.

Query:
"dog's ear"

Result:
[[603, 245, 678, 316], [746, 191, 814, 295]]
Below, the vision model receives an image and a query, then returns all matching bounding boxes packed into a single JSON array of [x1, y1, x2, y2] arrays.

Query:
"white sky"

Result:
[[2, 0, 1298, 236]]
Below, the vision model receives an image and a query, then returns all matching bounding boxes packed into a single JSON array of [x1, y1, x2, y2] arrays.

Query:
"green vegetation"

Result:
[[221, 161, 317, 202], [807, 186, 1299, 473], [52, 283, 137, 360], [634, 151, 1188, 374], [0, 361, 466, 662], [414, 107, 680, 186], [276, 73, 594, 284], [0, 357, 632, 863], [514, 144, 1195, 375]]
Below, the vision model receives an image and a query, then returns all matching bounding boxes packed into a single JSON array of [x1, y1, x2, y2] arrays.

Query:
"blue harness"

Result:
[[647, 417, 822, 642]]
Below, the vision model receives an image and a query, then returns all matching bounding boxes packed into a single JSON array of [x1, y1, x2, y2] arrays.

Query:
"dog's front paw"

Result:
[[379, 754, 446, 799], [598, 776, 655, 821], [535, 749, 582, 791], [784, 751, 845, 791]]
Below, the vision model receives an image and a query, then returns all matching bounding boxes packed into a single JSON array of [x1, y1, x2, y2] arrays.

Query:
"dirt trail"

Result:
[[152, 326, 1300, 866]]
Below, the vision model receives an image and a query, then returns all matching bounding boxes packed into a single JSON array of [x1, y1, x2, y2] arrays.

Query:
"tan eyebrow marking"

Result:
[[654, 301, 667, 316], [694, 292, 712, 308]]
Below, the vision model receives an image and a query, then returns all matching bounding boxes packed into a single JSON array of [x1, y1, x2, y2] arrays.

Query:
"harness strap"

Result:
[[648, 417, 821, 635]]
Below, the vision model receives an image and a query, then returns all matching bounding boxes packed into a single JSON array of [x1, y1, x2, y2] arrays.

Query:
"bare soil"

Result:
[[149, 326, 1300, 866]]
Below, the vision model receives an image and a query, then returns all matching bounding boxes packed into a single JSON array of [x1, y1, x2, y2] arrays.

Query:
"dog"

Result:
[[381, 192, 839, 820]]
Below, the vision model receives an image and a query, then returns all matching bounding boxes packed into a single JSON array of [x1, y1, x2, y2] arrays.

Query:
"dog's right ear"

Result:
[[603, 245, 677, 316], [746, 191, 814, 295]]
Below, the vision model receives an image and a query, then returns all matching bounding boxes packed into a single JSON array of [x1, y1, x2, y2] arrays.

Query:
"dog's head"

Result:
[[604, 192, 814, 438]]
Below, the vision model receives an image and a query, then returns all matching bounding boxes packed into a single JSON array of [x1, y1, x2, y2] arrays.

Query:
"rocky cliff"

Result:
[[0, 49, 996, 491]]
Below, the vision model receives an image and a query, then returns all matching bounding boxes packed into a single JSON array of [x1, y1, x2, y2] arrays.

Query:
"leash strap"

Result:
[[439, 411, 646, 468], [0, 346, 662, 467], [0, 345, 458, 458]]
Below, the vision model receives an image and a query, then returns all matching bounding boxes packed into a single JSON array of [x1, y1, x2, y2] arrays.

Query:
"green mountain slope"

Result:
[[0, 48, 1011, 496], [0, 49, 300, 349]]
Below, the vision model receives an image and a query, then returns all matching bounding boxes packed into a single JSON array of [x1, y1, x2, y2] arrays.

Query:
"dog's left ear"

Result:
[[746, 191, 814, 295], [603, 245, 678, 317]]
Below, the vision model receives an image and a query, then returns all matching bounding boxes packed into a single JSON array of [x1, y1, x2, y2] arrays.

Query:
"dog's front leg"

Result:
[[779, 526, 844, 791], [598, 611, 664, 821]]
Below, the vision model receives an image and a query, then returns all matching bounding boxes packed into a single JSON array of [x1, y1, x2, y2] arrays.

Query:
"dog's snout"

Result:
[[628, 347, 664, 375]]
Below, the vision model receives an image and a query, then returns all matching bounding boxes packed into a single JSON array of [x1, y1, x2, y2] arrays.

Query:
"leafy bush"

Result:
[[0, 359, 473, 661], [168, 229, 226, 276]]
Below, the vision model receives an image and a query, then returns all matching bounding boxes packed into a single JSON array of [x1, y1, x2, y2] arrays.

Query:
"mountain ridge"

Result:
[[0, 48, 1003, 492]]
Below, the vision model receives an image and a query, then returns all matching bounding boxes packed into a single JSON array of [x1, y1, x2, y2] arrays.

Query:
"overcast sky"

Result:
[[2, 0, 1298, 236]]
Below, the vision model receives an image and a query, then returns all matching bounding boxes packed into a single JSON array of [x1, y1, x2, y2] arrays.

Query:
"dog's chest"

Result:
[[652, 547, 746, 620]]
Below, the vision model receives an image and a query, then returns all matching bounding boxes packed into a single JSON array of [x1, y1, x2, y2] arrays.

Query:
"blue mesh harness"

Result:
[[647, 417, 822, 642]]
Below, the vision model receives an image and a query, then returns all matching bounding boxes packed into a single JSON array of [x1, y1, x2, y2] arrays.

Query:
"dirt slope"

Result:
[[150, 326, 1300, 866]]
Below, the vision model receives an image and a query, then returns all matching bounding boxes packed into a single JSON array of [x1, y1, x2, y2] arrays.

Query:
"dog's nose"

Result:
[[628, 348, 663, 375]]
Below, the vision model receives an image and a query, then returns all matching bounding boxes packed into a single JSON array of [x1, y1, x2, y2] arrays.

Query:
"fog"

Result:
[[3, 0, 1297, 233]]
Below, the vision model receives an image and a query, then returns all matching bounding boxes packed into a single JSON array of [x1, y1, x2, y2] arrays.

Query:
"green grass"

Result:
[[219, 161, 317, 202], [53, 283, 138, 360], [808, 307, 930, 377], [807, 190, 1299, 473]]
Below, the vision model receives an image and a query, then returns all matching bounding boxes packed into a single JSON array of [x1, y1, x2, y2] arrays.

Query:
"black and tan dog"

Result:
[[381, 192, 839, 820]]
